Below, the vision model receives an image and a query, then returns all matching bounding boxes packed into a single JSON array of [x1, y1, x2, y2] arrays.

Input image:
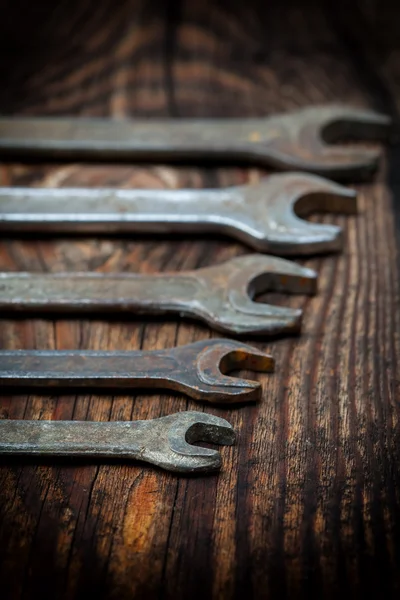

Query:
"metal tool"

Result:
[[0, 411, 236, 473], [0, 105, 390, 180], [0, 339, 274, 403], [0, 173, 357, 255], [0, 254, 316, 336]]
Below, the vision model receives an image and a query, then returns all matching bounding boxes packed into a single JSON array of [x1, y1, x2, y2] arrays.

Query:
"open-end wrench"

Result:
[[0, 105, 390, 180], [0, 254, 316, 336], [0, 173, 357, 255], [0, 339, 274, 403], [0, 411, 236, 473]]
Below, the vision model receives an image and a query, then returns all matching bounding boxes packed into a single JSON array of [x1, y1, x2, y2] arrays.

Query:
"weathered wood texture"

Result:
[[0, 1, 400, 598]]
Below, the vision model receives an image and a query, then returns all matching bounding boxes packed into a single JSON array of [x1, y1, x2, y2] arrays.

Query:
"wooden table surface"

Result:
[[1, 1, 399, 598]]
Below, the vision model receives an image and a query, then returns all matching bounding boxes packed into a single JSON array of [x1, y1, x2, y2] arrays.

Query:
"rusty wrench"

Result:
[[0, 173, 357, 255], [0, 339, 274, 403], [0, 105, 390, 180], [0, 254, 316, 336], [0, 412, 236, 473]]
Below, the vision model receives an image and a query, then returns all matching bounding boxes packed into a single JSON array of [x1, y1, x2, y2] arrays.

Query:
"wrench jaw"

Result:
[[194, 293, 303, 336], [225, 253, 315, 334], [248, 105, 391, 181], [205, 299, 303, 337], [311, 105, 392, 181], [194, 254, 316, 335], [295, 105, 390, 180], [194, 340, 274, 404], [286, 173, 358, 254], [239, 174, 357, 255], [140, 412, 236, 473]]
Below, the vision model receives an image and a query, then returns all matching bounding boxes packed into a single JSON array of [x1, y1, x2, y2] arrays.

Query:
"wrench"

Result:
[[0, 254, 316, 336], [0, 105, 390, 180], [0, 338, 274, 403], [0, 173, 357, 255], [0, 411, 236, 473]]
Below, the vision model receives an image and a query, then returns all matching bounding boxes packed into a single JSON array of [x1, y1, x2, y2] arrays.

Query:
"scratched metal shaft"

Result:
[[0, 105, 391, 180], [0, 173, 358, 255], [0, 412, 236, 473]]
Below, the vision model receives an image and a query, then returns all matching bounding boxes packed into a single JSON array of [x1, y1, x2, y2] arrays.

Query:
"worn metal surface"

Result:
[[0, 338, 274, 403], [0, 254, 316, 335], [0, 411, 236, 473], [0, 173, 358, 255], [0, 105, 390, 180]]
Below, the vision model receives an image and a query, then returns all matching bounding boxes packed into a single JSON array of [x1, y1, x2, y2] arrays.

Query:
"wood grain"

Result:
[[0, 1, 399, 598]]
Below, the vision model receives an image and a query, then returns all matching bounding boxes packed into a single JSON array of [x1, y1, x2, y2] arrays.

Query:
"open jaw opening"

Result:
[[246, 271, 316, 300], [218, 348, 274, 378], [185, 421, 236, 447], [292, 190, 358, 217], [320, 113, 391, 145]]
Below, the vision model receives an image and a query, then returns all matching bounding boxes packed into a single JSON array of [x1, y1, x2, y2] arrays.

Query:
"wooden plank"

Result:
[[0, 1, 399, 598]]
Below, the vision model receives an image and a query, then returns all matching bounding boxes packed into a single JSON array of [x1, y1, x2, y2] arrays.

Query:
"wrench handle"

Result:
[[0, 419, 150, 459], [0, 116, 271, 161], [0, 349, 184, 389], [0, 272, 201, 314], [0, 186, 238, 234]]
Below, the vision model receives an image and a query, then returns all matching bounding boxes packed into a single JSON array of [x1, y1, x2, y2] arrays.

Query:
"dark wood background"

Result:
[[0, 1, 400, 598]]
